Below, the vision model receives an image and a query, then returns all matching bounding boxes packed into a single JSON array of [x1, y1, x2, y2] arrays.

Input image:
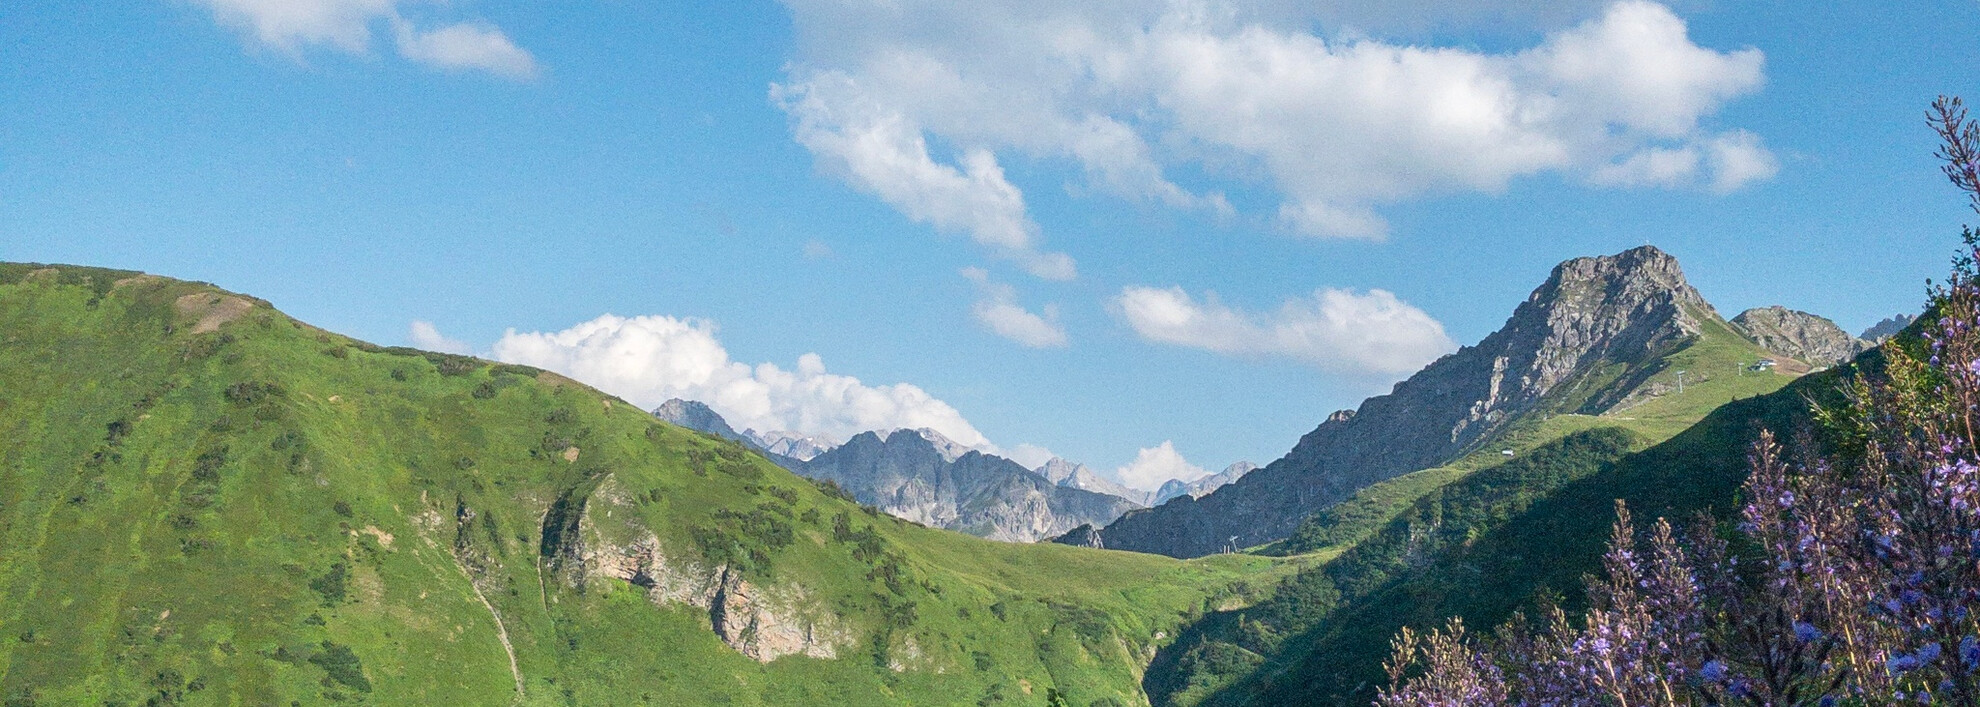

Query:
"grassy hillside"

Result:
[[1227, 359, 1843, 705], [1150, 307, 1808, 705], [0, 264, 1290, 706]]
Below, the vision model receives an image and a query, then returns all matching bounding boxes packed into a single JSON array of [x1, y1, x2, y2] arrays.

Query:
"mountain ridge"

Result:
[[653, 398, 1138, 541], [1082, 245, 1778, 558]]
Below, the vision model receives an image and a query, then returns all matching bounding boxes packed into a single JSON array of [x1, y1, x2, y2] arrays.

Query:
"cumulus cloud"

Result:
[[392, 19, 539, 79], [489, 314, 993, 450], [192, 0, 538, 79], [775, 0, 1772, 242], [408, 320, 472, 355], [772, 76, 1074, 279], [1114, 441, 1208, 492], [961, 267, 1068, 348], [1116, 285, 1456, 375]]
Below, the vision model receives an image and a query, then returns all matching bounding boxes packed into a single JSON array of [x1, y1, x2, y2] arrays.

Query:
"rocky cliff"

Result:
[[803, 431, 1139, 542], [1078, 246, 1724, 558], [1730, 306, 1870, 367]]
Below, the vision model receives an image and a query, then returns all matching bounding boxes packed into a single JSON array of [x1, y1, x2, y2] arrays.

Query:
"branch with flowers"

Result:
[[1380, 97, 1980, 707]]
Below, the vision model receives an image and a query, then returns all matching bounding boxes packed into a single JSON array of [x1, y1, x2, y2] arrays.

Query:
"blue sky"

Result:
[[4, 1, 1976, 489]]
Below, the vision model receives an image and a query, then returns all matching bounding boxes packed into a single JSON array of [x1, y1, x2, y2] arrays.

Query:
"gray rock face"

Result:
[[1152, 462, 1257, 505], [803, 431, 1139, 542], [653, 399, 748, 444], [1731, 306, 1871, 368], [1078, 246, 1720, 558], [1037, 457, 1150, 507], [1862, 314, 1915, 342]]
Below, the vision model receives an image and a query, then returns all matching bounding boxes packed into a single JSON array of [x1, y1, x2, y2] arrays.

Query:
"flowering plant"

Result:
[[1381, 97, 1980, 707]]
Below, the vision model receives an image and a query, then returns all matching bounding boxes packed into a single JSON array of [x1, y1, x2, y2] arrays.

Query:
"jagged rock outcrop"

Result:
[[1862, 314, 1916, 342], [1731, 306, 1871, 368], [1152, 462, 1257, 505], [581, 478, 848, 662], [1057, 524, 1106, 549], [1076, 246, 1724, 558], [803, 430, 1139, 542], [1037, 457, 1150, 507]]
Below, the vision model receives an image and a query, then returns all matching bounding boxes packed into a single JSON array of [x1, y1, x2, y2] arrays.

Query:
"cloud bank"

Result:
[[1116, 285, 1456, 375], [489, 314, 993, 450], [775, 0, 1770, 246], [194, 0, 539, 79]]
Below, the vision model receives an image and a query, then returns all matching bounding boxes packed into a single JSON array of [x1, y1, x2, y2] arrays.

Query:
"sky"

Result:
[[4, 0, 1977, 491]]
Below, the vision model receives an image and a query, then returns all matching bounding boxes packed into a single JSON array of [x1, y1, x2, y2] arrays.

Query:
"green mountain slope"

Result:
[[1147, 301, 1808, 705], [0, 264, 1290, 706], [1144, 327, 1847, 706]]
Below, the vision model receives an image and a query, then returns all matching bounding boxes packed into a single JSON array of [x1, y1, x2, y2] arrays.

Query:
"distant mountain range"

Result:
[[652, 399, 1147, 541]]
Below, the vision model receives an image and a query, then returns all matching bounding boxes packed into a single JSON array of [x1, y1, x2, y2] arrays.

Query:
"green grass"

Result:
[[0, 264, 1292, 706]]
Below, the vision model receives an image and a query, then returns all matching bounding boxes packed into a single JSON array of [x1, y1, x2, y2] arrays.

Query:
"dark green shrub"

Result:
[[307, 642, 370, 692], [310, 563, 347, 605], [223, 381, 282, 405]]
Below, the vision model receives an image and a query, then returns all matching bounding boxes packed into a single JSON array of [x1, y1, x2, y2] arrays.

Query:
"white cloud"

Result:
[[776, 0, 1772, 243], [489, 314, 993, 450], [408, 320, 472, 355], [392, 19, 539, 79], [1115, 285, 1456, 375], [772, 76, 1074, 280], [192, 0, 538, 79], [1114, 441, 1208, 492], [1704, 129, 1779, 193], [961, 267, 1068, 348], [1007, 443, 1057, 470]]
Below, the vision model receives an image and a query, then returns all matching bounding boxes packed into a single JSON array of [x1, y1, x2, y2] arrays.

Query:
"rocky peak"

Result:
[[653, 399, 747, 444], [1036, 457, 1085, 485], [1036, 457, 1150, 507], [870, 427, 976, 462], [806, 433, 1138, 541], [1730, 306, 1871, 368], [1862, 314, 1916, 342], [1474, 245, 1713, 417], [1082, 246, 1735, 558]]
